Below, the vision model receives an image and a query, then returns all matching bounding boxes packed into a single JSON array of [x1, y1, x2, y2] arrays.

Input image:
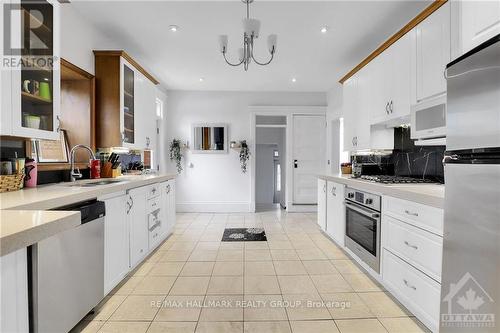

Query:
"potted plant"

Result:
[[169, 139, 183, 173], [239, 140, 250, 173]]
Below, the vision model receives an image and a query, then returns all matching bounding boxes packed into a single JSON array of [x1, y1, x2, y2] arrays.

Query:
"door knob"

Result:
[[294, 160, 298, 168]]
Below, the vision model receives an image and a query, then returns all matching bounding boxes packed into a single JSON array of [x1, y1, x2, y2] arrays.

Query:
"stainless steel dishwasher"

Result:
[[31, 200, 105, 333]]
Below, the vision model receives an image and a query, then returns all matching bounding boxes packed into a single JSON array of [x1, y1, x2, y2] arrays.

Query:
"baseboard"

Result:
[[176, 202, 251, 213]]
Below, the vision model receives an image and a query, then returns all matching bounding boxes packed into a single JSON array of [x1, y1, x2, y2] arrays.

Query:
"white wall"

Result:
[[60, 4, 119, 75], [166, 91, 327, 212]]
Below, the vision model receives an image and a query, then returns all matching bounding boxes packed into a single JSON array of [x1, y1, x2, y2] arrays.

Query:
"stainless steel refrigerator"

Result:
[[440, 35, 500, 332]]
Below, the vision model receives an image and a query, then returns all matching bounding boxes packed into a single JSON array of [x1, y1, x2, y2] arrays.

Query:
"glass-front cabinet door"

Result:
[[120, 58, 135, 146], [10, 0, 60, 140]]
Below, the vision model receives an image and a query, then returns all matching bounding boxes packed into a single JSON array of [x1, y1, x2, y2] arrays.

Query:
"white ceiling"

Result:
[[71, 0, 430, 92]]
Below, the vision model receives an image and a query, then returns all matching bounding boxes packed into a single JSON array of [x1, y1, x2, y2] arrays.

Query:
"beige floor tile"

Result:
[[85, 295, 127, 321], [98, 321, 150, 333], [154, 295, 204, 321], [160, 251, 192, 262], [188, 250, 219, 262], [282, 294, 331, 320], [170, 277, 210, 295], [199, 295, 244, 321], [302, 260, 339, 275], [358, 292, 410, 317], [149, 262, 185, 276], [213, 261, 244, 276], [207, 276, 244, 294], [244, 261, 275, 276], [132, 276, 176, 295], [146, 250, 166, 263], [245, 275, 281, 294], [296, 248, 328, 260], [290, 320, 339, 333], [245, 249, 272, 261], [270, 250, 299, 261], [147, 321, 197, 333], [244, 242, 269, 250], [290, 241, 316, 250], [217, 250, 244, 261], [311, 275, 353, 293], [170, 242, 198, 251], [180, 262, 215, 276], [335, 319, 388, 333], [70, 320, 105, 333], [330, 260, 363, 275], [220, 242, 245, 250], [266, 234, 290, 241], [243, 321, 291, 333], [195, 322, 243, 333], [378, 317, 429, 333], [277, 275, 316, 294], [133, 262, 156, 276], [110, 295, 165, 321], [243, 294, 287, 321], [321, 293, 374, 319], [112, 276, 145, 295], [195, 242, 220, 251], [267, 241, 294, 250], [273, 261, 307, 275], [343, 274, 384, 292]]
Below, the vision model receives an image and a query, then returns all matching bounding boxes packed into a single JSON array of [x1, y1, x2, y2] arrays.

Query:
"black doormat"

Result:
[[222, 228, 267, 242]]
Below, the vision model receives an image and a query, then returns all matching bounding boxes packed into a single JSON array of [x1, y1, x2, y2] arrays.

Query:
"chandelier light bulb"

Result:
[[169, 25, 179, 32], [267, 34, 277, 54], [320, 26, 328, 33], [219, 35, 228, 53]]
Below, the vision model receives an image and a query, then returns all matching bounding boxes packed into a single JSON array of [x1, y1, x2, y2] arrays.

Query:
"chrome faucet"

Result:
[[69, 144, 96, 182]]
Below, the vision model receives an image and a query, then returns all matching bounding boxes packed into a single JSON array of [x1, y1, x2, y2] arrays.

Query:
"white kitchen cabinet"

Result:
[[6, 0, 61, 140], [128, 186, 149, 268], [413, 2, 450, 103], [101, 192, 130, 295], [326, 181, 345, 246], [317, 178, 327, 230], [160, 179, 176, 239], [453, 0, 500, 58], [0, 248, 29, 333], [342, 75, 361, 151]]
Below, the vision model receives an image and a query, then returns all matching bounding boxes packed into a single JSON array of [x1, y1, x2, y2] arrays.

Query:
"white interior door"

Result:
[[293, 115, 326, 204]]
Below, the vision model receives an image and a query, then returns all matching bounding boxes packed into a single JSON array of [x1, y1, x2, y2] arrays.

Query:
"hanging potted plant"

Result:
[[239, 140, 250, 173], [169, 139, 183, 173]]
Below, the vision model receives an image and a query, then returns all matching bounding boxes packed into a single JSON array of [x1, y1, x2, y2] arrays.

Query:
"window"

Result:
[[274, 150, 279, 157], [155, 98, 163, 119], [276, 163, 281, 192]]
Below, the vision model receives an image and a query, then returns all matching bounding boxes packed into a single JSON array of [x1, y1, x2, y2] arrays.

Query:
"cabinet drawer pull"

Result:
[[389, 100, 394, 113], [323, 184, 326, 193], [385, 102, 390, 114], [331, 187, 336, 196], [404, 209, 419, 217], [404, 240, 418, 250], [403, 279, 417, 290]]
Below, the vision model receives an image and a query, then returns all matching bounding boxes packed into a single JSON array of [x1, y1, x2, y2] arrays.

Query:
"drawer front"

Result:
[[148, 211, 161, 230], [384, 196, 443, 236], [383, 216, 443, 282], [147, 196, 161, 213], [383, 249, 441, 330], [146, 184, 160, 200]]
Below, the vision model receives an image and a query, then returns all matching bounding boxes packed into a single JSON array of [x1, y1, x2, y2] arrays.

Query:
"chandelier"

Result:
[[218, 0, 277, 71]]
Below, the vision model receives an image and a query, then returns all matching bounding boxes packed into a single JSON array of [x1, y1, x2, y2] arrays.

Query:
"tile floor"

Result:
[[72, 211, 429, 333]]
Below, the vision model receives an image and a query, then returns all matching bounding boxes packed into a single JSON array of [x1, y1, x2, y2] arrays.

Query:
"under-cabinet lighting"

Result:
[[169, 25, 179, 32]]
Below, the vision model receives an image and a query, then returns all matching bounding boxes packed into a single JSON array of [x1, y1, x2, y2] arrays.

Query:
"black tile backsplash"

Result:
[[353, 127, 445, 183]]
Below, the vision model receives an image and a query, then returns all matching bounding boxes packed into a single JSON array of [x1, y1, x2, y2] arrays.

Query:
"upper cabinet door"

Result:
[[459, 0, 500, 56], [389, 33, 411, 119], [120, 57, 135, 146], [342, 75, 358, 151], [10, 0, 60, 140], [415, 2, 450, 102]]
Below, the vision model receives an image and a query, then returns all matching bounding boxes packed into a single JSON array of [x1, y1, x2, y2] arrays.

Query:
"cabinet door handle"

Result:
[[403, 279, 417, 291], [129, 195, 134, 209], [56, 115, 61, 132], [323, 184, 326, 193], [389, 100, 394, 113], [404, 240, 418, 250], [166, 184, 171, 194], [385, 102, 390, 114], [146, 136, 150, 147], [331, 187, 336, 196], [404, 209, 419, 217], [121, 131, 126, 143]]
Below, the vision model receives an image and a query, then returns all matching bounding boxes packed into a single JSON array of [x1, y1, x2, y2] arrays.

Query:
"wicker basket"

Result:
[[0, 174, 25, 193]]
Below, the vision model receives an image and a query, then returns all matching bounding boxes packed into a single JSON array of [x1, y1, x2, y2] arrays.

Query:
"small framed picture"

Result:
[[36, 130, 69, 163]]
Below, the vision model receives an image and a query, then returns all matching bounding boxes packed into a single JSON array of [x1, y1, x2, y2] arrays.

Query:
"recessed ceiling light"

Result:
[[291, 78, 297, 83], [320, 26, 328, 33], [199, 77, 204, 82], [169, 25, 179, 32]]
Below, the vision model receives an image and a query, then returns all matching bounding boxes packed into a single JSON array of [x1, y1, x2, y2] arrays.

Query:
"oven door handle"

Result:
[[344, 201, 380, 218]]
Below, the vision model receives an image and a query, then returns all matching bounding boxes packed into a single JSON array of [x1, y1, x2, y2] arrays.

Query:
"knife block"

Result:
[[101, 162, 113, 178]]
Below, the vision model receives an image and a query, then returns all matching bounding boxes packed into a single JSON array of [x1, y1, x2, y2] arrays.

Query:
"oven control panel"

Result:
[[345, 187, 381, 212]]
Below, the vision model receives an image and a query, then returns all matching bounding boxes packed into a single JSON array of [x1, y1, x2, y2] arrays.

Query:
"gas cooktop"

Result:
[[358, 175, 436, 184]]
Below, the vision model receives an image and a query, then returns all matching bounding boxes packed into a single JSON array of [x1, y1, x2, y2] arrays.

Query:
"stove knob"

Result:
[[365, 198, 373, 205], [348, 193, 354, 199]]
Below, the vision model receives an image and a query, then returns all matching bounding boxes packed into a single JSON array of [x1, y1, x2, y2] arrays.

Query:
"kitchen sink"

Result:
[[65, 179, 125, 187]]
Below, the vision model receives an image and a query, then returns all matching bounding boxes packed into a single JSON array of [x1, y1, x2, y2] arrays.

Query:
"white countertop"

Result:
[[0, 174, 176, 255], [318, 174, 445, 209], [0, 173, 176, 210], [0, 210, 81, 256]]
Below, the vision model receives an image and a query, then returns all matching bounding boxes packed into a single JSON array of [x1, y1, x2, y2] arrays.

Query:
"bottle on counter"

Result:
[[24, 158, 37, 188]]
